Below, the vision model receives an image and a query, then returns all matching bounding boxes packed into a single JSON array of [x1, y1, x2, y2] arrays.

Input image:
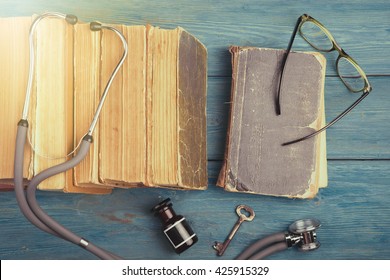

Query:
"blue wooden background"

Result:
[[0, 0, 389, 260]]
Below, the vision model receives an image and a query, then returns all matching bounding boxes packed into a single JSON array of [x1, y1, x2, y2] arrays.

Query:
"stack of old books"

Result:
[[0, 16, 208, 194]]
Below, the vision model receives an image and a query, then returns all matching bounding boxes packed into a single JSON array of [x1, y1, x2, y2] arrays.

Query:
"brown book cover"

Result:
[[176, 29, 208, 189], [217, 47, 328, 198]]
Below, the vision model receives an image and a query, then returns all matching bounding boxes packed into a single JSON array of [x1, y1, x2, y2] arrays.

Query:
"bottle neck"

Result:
[[158, 206, 176, 224]]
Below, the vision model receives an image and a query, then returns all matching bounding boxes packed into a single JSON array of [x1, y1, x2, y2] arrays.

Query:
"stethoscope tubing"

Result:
[[15, 124, 121, 259], [25, 136, 122, 259], [247, 242, 288, 260], [235, 232, 286, 260], [14, 123, 59, 237]]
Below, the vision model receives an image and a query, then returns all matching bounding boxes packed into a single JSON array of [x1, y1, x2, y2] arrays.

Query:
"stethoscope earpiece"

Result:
[[65, 14, 78, 25]]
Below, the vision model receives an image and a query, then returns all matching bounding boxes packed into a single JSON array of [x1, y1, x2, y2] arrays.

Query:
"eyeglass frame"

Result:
[[277, 14, 372, 146]]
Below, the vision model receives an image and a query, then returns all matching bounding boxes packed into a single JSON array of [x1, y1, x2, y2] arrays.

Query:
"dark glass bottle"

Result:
[[151, 198, 198, 254]]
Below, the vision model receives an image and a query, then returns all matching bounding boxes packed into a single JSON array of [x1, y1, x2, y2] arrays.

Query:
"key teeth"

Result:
[[213, 241, 223, 251], [213, 240, 228, 256]]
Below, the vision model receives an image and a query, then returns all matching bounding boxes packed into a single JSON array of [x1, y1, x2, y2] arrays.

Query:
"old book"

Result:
[[0, 17, 31, 186], [73, 22, 104, 189], [97, 25, 147, 187], [31, 17, 73, 191], [0, 16, 207, 193], [70, 22, 112, 194], [217, 47, 328, 198], [144, 26, 208, 189]]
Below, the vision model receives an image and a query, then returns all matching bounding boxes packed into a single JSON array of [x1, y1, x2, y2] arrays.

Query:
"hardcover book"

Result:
[[217, 47, 328, 198]]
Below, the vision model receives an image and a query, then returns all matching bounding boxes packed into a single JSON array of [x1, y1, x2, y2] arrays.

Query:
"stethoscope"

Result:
[[14, 12, 127, 260], [236, 218, 321, 259]]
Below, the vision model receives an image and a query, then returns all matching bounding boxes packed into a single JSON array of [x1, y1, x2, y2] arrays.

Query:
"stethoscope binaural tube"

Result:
[[22, 12, 77, 120], [14, 12, 128, 260], [235, 219, 321, 260]]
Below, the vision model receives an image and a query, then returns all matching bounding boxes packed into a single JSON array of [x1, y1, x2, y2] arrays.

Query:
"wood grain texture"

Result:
[[0, 160, 389, 259], [0, 0, 389, 76], [0, 0, 389, 260]]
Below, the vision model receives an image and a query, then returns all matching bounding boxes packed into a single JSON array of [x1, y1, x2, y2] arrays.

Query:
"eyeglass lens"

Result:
[[300, 20, 366, 92], [300, 21, 333, 51], [337, 57, 366, 92]]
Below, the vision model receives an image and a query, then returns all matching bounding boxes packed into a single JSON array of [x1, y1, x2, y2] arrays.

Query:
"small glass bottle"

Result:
[[151, 198, 198, 254]]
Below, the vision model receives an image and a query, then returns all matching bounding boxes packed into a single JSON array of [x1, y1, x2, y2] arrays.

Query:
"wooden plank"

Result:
[[0, 0, 389, 75], [0, 160, 389, 259], [207, 76, 390, 160]]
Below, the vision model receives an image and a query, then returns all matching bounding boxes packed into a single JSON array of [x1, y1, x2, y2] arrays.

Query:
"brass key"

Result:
[[213, 205, 255, 256]]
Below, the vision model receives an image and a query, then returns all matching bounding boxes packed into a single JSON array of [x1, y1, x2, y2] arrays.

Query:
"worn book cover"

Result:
[[217, 47, 328, 198]]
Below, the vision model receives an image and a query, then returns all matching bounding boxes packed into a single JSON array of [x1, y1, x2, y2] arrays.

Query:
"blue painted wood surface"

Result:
[[0, 0, 389, 260]]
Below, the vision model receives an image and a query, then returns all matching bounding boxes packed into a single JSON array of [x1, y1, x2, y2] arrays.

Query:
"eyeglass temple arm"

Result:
[[282, 90, 370, 146], [276, 16, 303, 115]]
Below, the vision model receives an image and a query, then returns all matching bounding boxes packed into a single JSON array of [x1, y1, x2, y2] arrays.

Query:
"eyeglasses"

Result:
[[277, 14, 372, 146]]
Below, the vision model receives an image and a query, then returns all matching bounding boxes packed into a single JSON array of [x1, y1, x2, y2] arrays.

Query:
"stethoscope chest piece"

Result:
[[288, 218, 321, 251]]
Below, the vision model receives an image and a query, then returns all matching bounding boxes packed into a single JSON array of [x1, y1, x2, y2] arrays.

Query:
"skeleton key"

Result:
[[213, 205, 255, 256]]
